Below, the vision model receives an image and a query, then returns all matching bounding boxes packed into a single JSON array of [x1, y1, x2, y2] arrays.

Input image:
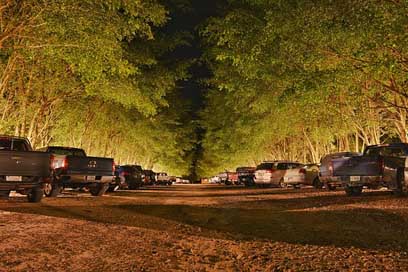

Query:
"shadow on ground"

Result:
[[1, 189, 407, 251]]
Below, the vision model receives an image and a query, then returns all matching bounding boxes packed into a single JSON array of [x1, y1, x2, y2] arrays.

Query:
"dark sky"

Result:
[[163, 0, 221, 109], [161, 0, 222, 179]]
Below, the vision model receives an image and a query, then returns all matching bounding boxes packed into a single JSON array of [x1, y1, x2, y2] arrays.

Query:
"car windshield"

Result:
[[0, 138, 29, 151], [49, 148, 86, 157]]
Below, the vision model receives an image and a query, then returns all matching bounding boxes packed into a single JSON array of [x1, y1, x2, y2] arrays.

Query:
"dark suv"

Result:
[[236, 167, 256, 186], [116, 165, 143, 190]]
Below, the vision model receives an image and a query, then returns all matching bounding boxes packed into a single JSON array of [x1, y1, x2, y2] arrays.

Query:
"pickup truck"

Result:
[[155, 172, 172, 185], [0, 136, 51, 202], [332, 143, 408, 196], [219, 172, 239, 185], [37, 146, 114, 197]]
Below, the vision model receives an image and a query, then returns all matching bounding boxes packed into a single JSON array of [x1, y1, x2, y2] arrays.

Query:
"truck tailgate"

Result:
[[66, 156, 113, 176], [332, 156, 381, 176], [0, 151, 51, 177]]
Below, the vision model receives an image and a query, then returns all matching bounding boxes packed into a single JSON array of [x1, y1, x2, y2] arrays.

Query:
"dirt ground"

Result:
[[1, 185, 408, 271]]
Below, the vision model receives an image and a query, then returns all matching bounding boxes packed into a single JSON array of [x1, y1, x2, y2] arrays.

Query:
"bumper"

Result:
[[340, 176, 382, 186], [0, 182, 42, 191], [58, 175, 113, 184]]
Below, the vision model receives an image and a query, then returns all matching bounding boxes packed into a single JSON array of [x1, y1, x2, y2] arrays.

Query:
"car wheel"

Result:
[[279, 179, 286, 188], [0, 191, 10, 198], [27, 187, 43, 203], [395, 168, 407, 196], [326, 183, 336, 191], [345, 186, 362, 197], [89, 183, 109, 196], [128, 181, 140, 190], [44, 183, 61, 197], [313, 178, 323, 189]]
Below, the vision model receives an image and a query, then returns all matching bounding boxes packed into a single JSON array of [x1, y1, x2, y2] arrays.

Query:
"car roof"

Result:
[[46, 146, 84, 150], [366, 143, 408, 149], [261, 160, 300, 164], [0, 135, 29, 141]]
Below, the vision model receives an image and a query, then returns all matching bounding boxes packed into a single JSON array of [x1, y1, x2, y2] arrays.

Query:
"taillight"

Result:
[[121, 171, 130, 176], [50, 155, 55, 169], [329, 162, 333, 176], [61, 158, 68, 169], [112, 162, 116, 173], [299, 168, 306, 174]]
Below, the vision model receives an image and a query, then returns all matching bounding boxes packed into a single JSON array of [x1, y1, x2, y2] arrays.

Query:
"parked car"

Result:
[[219, 172, 239, 185], [108, 165, 127, 192], [142, 169, 156, 185], [156, 172, 172, 185], [37, 146, 114, 197], [303, 163, 323, 189], [236, 167, 256, 186], [332, 143, 408, 196], [209, 176, 221, 184], [0, 136, 51, 202], [177, 178, 190, 184], [254, 161, 305, 188], [319, 152, 361, 191], [115, 165, 144, 190]]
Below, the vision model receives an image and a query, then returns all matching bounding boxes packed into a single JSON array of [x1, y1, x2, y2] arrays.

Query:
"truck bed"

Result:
[[0, 151, 51, 177], [64, 156, 114, 176], [332, 156, 382, 177]]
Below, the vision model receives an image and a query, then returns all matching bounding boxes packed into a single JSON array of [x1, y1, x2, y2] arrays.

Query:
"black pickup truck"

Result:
[[37, 146, 114, 197], [0, 136, 51, 202], [332, 143, 408, 196]]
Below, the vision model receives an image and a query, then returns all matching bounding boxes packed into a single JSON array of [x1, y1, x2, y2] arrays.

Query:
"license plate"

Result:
[[87, 176, 96, 181], [350, 176, 360, 182], [6, 176, 22, 182]]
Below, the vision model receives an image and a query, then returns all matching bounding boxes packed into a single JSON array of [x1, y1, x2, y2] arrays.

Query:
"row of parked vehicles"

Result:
[[0, 135, 178, 203], [210, 143, 408, 196], [109, 166, 176, 191]]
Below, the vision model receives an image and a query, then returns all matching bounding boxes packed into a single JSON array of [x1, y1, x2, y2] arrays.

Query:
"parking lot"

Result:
[[1, 185, 408, 271]]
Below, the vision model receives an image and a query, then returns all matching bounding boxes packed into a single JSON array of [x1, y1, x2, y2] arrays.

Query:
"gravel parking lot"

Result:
[[1, 185, 408, 271]]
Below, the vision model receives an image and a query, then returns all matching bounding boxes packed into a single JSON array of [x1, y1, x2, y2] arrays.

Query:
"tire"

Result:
[[326, 183, 336, 191], [279, 179, 286, 188], [0, 191, 10, 198], [345, 185, 363, 197], [89, 183, 109, 196], [128, 181, 140, 190], [394, 168, 407, 196], [27, 187, 43, 203], [313, 178, 323, 189], [44, 183, 61, 197]]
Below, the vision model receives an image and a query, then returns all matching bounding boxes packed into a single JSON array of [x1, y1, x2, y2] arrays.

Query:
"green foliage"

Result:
[[198, 0, 408, 176], [0, 0, 193, 176]]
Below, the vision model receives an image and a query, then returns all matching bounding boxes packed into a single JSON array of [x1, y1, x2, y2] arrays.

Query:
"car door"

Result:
[[382, 147, 407, 188], [273, 163, 287, 184]]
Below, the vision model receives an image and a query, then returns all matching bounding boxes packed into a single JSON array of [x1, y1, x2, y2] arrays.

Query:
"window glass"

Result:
[[0, 139, 28, 151], [277, 163, 288, 170], [365, 148, 380, 156], [49, 148, 86, 157], [256, 163, 274, 170], [385, 147, 406, 157]]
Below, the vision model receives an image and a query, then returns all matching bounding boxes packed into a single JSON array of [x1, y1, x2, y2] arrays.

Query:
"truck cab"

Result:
[[0, 136, 52, 202]]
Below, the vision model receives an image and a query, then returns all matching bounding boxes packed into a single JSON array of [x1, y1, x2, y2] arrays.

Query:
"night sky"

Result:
[[161, 0, 223, 180]]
